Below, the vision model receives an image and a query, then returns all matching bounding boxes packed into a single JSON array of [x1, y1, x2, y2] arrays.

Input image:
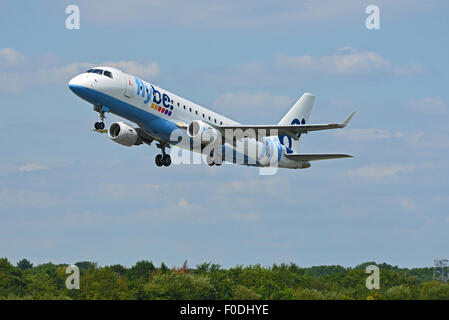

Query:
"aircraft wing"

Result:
[[285, 153, 353, 161], [135, 127, 155, 144], [217, 112, 355, 141]]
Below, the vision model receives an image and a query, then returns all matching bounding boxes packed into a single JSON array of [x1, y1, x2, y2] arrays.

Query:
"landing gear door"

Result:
[[124, 76, 135, 98]]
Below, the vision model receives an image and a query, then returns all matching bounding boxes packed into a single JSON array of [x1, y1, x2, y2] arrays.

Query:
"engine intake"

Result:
[[108, 122, 142, 147], [187, 120, 219, 144]]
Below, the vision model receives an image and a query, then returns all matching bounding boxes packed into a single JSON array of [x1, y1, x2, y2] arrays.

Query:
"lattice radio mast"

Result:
[[433, 258, 449, 282]]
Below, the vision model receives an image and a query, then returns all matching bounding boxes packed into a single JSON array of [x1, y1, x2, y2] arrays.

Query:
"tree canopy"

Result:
[[0, 257, 446, 300]]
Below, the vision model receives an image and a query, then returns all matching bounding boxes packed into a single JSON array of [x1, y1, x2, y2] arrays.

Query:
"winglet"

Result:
[[342, 112, 356, 127]]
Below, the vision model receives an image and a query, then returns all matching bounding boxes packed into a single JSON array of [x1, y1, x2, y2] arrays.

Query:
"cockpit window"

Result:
[[85, 68, 113, 78], [87, 69, 104, 75], [104, 70, 113, 78]]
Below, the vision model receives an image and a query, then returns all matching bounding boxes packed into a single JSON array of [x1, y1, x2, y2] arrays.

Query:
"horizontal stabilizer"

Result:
[[285, 153, 353, 161], [218, 112, 356, 140]]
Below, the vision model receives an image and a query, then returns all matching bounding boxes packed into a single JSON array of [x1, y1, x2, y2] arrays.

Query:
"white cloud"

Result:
[[274, 47, 423, 77], [177, 198, 189, 208], [396, 197, 419, 212], [196, 62, 272, 88], [0, 48, 159, 93], [393, 63, 425, 76], [333, 128, 403, 141], [77, 0, 436, 29], [275, 47, 390, 76], [103, 60, 159, 79], [0, 48, 26, 68], [407, 131, 449, 149], [406, 97, 448, 115], [348, 164, 415, 180], [212, 92, 294, 121], [16, 164, 48, 172], [199, 47, 425, 88], [0, 62, 92, 93]]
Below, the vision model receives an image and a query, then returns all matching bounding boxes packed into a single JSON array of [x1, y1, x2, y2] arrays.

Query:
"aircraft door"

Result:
[[124, 76, 135, 98]]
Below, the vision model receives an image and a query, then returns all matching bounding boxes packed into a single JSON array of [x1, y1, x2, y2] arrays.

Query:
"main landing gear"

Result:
[[93, 105, 107, 130], [155, 143, 171, 167], [207, 149, 222, 167]]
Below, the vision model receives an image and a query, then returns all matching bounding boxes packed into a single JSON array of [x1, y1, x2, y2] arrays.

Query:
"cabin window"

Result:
[[104, 70, 113, 78]]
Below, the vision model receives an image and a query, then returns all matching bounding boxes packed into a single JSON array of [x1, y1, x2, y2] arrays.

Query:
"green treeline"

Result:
[[1, 258, 448, 300]]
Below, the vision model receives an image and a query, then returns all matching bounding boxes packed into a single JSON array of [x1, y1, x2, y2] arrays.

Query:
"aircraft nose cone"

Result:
[[68, 73, 99, 105], [68, 75, 82, 92], [68, 74, 91, 98]]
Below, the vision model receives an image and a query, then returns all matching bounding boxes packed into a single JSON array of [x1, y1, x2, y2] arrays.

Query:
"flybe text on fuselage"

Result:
[[135, 77, 174, 117]]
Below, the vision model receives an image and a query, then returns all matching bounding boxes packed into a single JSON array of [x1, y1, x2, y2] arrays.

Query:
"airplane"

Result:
[[68, 66, 355, 169]]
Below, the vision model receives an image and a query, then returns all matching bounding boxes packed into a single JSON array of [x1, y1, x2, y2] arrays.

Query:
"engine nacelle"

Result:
[[108, 122, 142, 147], [187, 120, 219, 144]]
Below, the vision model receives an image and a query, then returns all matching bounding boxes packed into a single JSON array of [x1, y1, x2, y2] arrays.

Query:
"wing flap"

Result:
[[285, 153, 353, 161]]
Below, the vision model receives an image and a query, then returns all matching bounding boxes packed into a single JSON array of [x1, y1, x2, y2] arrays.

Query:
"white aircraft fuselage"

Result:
[[69, 66, 353, 169]]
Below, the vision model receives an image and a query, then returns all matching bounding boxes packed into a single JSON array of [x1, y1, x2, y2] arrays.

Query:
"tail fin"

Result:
[[278, 92, 315, 153]]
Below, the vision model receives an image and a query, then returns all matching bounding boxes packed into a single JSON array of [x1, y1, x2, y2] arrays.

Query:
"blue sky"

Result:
[[0, 0, 448, 268]]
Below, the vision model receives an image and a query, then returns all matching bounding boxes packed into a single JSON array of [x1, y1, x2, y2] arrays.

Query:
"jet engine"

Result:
[[187, 120, 219, 144], [108, 122, 142, 147]]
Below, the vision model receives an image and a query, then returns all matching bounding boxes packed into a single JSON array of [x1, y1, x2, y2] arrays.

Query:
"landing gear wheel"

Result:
[[214, 152, 222, 166], [93, 105, 107, 130], [207, 154, 215, 166], [94, 122, 105, 130], [162, 154, 171, 167], [155, 143, 170, 167], [207, 149, 222, 166], [155, 154, 163, 167]]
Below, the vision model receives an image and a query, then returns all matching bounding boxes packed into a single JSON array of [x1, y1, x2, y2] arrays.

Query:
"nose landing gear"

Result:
[[94, 122, 105, 130], [93, 105, 108, 131]]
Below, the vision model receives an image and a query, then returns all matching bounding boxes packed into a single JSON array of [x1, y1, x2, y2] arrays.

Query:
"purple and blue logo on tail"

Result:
[[279, 118, 305, 154]]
